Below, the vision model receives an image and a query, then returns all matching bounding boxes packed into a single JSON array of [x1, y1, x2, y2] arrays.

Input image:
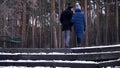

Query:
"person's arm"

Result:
[[71, 14, 75, 24], [70, 12, 74, 26]]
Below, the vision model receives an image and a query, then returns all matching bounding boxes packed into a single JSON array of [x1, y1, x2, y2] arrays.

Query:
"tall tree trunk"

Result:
[[32, 16, 35, 48], [39, 0, 42, 48], [21, 1, 26, 48], [58, 0, 62, 48], [84, 0, 89, 46], [31, 0, 37, 48], [51, 0, 58, 48], [61, 0, 66, 48], [96, 0, 100, 45], [3, 17, 6, 48], [116, 0, 119, 43], [105, 0, 108, 44], [40, 0, 45, 48]]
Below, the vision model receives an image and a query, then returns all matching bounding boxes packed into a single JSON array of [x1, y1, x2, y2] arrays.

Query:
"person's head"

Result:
[[67, 3, 73, 11], [75, 2, 81, 10]]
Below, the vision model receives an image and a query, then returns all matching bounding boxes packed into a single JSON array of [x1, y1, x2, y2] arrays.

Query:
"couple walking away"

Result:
[[60, 2, 86, 48]]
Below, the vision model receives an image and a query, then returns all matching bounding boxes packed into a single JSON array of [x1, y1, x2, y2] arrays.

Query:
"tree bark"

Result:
[[116, 0, 119, 43], [32, 16, 35, 48], [96, 0, 100, 45], [21, 1, 26, 48], [51, 0, 58, 48], [105, 0, 109, 44], [84, 0, 89, 46], [58, 0, 62, 48]]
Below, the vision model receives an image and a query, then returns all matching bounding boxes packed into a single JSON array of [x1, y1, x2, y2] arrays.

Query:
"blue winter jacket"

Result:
[[71, 9, 86, 39]]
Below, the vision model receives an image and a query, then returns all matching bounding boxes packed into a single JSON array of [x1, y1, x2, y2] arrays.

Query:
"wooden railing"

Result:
[[0, 44, 120, 68]]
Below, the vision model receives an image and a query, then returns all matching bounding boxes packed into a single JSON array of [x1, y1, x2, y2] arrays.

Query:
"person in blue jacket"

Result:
[[71, 2, 86, 47]]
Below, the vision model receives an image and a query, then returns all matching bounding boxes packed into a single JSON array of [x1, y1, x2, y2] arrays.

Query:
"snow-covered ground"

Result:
[[0, 60, 97, 64], [0, 66, 70, 68], [0, 59, 119, 68], [0, 66, 119, 68], [71, 44, 120, 49]]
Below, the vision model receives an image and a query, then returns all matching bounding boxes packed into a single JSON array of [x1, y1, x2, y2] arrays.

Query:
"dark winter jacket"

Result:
[[71, 9, 86, 39], [60, 9, 73, 31]]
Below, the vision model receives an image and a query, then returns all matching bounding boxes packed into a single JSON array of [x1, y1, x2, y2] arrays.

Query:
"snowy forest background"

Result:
[[0, 0, 119, 48]]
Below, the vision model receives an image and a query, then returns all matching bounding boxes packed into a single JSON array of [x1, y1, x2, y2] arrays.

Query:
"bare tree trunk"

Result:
[[105, 0, 109, 44], [21, 1, 26, 48], [39, 0, 42, 48], [58, 0, 62, 48], [3, 17, 6, 48], [31, 0, 38, 48], [60, 0, 66, 48], [32, 16, 35, 48], [84, 0, 89, 46], [51, 0, 58, 48], [96, 0, 100, 45], [116, 0, 119, 43]]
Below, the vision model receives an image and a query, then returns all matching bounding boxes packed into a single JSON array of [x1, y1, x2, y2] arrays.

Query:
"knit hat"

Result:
[[67, 3, 73, 10], [75, 2, 81, 10]]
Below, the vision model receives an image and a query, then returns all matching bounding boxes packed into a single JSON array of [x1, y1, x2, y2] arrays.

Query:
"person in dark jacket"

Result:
[[71, 2, 86, 47], [60, 3, 73, 48]]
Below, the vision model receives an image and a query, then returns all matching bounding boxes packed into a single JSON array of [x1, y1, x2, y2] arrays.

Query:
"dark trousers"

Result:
[[77, 37, 81, 47]]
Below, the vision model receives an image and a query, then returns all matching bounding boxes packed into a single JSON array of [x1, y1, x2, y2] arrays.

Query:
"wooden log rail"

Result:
[[71, 44, 120, 53], [0, 44, 120, 68], [0, 51, 120, 61], [0, 48, 72, 53], [0, 44, 120, 53]]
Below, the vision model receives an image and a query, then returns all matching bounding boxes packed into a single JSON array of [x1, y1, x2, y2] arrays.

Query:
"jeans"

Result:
[[64, 30, 70, 47]]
